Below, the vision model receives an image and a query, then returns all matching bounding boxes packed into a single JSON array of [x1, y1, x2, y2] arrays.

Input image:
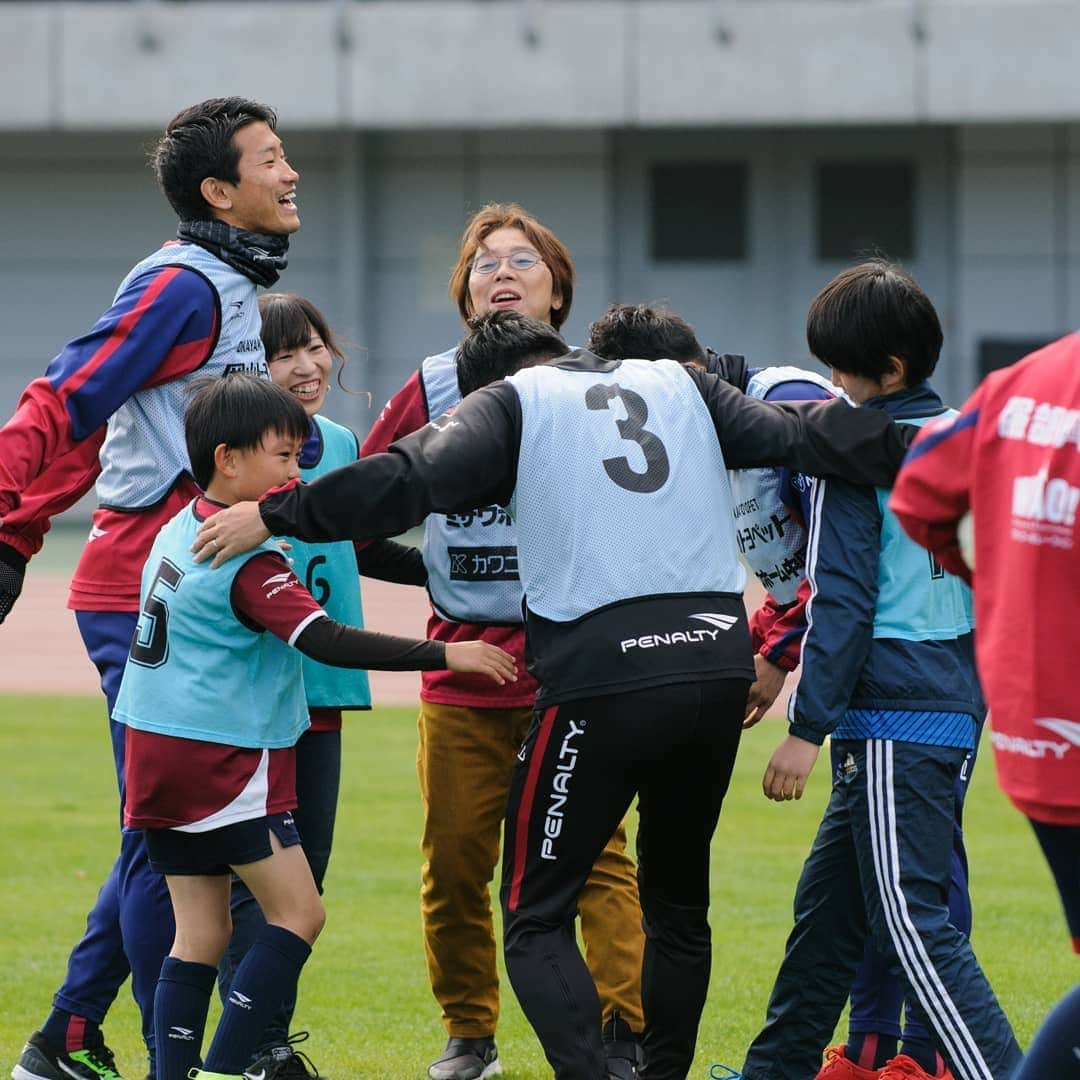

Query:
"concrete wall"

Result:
[[5, 120, 1075, 446], [3, 1, 1080, 131]]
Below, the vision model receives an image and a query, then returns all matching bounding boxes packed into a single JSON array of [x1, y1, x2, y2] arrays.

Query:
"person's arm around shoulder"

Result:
[[686, 367, 915, 487], [193, 382, 522, 566]]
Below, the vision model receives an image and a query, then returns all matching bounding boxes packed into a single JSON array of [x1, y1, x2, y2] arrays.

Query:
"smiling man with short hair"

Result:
[[2, 97, 301, 1080]]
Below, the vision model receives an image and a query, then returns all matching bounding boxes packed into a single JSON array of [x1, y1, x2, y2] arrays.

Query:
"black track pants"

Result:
[[500, 678, 749, 1080]]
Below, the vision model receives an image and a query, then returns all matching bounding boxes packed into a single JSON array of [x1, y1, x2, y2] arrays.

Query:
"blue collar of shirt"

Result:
[[299, 417, 323, 468], [862, 380, 946, 420]]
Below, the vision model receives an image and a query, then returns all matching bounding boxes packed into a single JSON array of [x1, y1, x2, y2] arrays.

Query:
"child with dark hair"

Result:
[[742, 263, 1020, 1080], [113, 374, 515, 1080], [215, 294, 429, 1078]]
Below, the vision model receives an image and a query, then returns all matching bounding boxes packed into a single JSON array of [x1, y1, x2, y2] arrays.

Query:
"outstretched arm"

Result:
[[193, 382, 522, 566], [686, 367, 916, 486], [231, 551, 515, 683]]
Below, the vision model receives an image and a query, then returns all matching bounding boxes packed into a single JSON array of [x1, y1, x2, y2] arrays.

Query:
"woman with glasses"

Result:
[[359, 204, 645, 1080]]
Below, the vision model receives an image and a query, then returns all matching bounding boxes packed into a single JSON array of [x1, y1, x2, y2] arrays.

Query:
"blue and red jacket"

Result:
[[0, 241, 234, 611]]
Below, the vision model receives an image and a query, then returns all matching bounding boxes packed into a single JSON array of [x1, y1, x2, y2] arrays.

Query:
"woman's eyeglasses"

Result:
[[471, 250, 544, 275]]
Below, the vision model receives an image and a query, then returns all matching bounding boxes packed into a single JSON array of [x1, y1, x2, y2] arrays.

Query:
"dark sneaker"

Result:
[[245, 1033, 320, 1080], [427, 1037, 501, 1080], [188, 1068, 296, 1080], [12, 1032, 123, 1080], [601, 1011, 640, 1080]]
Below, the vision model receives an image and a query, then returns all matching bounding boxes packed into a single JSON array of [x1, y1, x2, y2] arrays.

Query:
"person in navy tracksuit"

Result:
[[741, 261, 1021, 1080]]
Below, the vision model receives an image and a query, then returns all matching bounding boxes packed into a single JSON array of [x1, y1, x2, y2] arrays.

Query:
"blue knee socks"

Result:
[[203, 925, 311, 1075], [153, 957, 217, 1080]]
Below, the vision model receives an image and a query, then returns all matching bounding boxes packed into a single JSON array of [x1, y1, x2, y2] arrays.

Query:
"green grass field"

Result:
[[4, 693, 1074, 1078]]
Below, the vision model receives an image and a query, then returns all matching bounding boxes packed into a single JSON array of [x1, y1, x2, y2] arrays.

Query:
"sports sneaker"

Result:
[[245, 1032, 320, 1079], [601, 1011, 641, 1079], [427, 1037, 501, 1080], [878, 1055, 954, 1080], [187, 1071, 259, 1079], [187, 1069, 282, 1080], [12, 1032, 123, 1080], [816, 1044, 881, 1079]]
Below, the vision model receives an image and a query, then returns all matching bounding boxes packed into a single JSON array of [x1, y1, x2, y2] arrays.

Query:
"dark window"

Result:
[[650, 163, 748, 261], [978, 337, 1056, 379], [816, 161, 915, 260]]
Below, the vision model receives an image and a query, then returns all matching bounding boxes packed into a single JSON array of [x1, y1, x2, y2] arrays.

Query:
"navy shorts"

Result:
[[145, 811, 301, 876], [1029, 818, 1080, 951]]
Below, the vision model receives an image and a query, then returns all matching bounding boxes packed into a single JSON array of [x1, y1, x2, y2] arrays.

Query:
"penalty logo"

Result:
[[261, 571, 297, 599], [990, 717, 1080, 761], [620, 612, 738, 653]]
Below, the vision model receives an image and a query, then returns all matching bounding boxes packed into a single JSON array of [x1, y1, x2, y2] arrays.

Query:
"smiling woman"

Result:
[[449, 204, 574, 329]]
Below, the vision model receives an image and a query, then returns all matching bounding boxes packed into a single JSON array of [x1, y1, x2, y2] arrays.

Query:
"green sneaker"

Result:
[[12, 1031, 123, 1080]]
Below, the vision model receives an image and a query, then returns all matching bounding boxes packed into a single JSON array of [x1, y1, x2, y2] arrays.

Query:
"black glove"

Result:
[[0, 541, 27, 624]]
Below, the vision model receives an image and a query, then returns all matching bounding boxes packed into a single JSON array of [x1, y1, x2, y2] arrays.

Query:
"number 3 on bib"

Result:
[[585, 382, 670, 494]]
